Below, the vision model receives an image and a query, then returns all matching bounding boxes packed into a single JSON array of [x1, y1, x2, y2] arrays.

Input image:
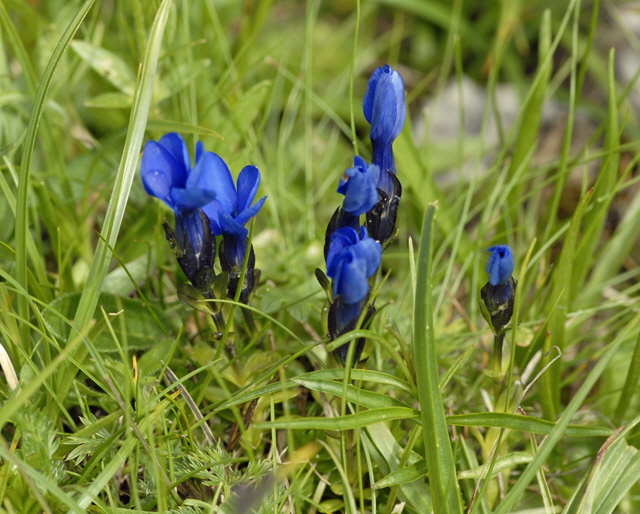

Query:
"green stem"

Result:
[[493, 333, 505, 377]]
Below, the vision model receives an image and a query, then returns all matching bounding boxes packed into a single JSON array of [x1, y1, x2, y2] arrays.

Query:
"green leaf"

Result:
[[447, 413, 614, 437], [562, 431, 640, 514], [540, 186, 593, 419], [374, 452, 534, 489], [71, 40, 136, 95], [44, 292, 172, 353], [292, 376, 412, 410], [254, 407, 417, 431], [178, 284, 215, 315], [413, 203, 463, 513], [296, 368, 414, 394], [493, 312, 640, 514], [54, 0, 172, 405], [364, 422, 432, 512]]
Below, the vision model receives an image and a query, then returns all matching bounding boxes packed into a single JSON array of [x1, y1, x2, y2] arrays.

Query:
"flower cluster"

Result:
[[322, 65, 406, 365], [141, 133, 265, 305]]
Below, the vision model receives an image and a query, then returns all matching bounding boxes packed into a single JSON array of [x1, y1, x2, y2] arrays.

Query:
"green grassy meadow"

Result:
[[1, 0, 640, 512]]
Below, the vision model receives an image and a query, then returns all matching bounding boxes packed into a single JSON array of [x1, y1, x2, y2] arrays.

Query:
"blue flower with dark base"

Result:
[[326, 226, 382, 364], [362, 65, 406, 244], [363, 65, 406, 188], [480, 244, 516, 337], [324, 156, 381, 258], [326, 226, 382, 304], [141, 133, 218, 257], [200, 160, 266, 239], [141, 133, 220, 289], [199, 159, 266, 301]]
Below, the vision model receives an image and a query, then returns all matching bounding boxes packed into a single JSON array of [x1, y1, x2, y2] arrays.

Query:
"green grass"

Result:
[[1, 0, 640, 512]]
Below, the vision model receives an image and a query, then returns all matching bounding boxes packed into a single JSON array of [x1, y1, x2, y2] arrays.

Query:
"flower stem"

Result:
[[493, 333, 505, 377]]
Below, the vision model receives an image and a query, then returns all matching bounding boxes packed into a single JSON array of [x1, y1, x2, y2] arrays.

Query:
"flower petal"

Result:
[[202, 199, 225, 236], [327, 227, 359, 275], [355, 237, 382, 277], [236, 165, 261, 212], [486, 245, 514, 285], [333, 250, 370, 304], [141, 168, 174, 208], [141, 140, 188, 192], [234, 195, 266, 227], [170, 187, 216, 212], [338, 158, 380, 215], [219, 212, 249, 239], [197, 152, 237, 215], [157, 133, 191, 174], [369, 70, 406, 145]]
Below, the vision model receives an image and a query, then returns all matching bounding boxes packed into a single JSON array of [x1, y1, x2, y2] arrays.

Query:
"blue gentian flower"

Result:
[[325, 226, 381, 364], [486, 245, 514, 286], [363, 65, 406, 185], [481, 244, 516, 337], [141, 133, 217, 258], [201, 160, 266, 240], [197, 158, 266, 301], [326, 226, 382, 304], [337, 156, 380, 215]]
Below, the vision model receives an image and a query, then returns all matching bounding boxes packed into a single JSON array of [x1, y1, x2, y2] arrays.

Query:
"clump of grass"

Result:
[[1, 0, 640, 513]]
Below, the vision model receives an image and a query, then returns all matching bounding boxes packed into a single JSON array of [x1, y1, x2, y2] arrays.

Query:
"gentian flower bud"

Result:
[[480, 244, 516, 337], [485, 245, 514, 286], [201, 161, 266, 301], [362, 65, 406, 244], [326, 226, 382, 364], [141, 133, 218, 288], [363, 64, 406, 192]]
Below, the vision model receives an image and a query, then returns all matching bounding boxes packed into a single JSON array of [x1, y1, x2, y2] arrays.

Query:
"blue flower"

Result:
[[141, 133, 217, 256], [201, 160, 266, 240], [337, 156, 380, 215], [486, 245, 514, 286], [362, 65, 406, 181], [326, 226, 382, 304]]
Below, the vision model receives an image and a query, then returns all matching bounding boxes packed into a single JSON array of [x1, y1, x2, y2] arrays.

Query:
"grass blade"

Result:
[[8, 0, 96, 355], [54, 0, 173, 406], [413, 202, 463, 514]]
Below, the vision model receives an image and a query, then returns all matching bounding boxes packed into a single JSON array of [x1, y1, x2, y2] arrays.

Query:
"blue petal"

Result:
[[195, 140, 204, 163], [141, 140, 188, 191], [333, 250, 370, 304], [176, 210, 205, 257], [363, 65, 389, 124], [197, 152, 237, 215], [327, 227, 360, 275], [355, 238, 382, 277], [219, 212, 249, 239], [202, 198, 225, 236], [157, 133, 191, 174], [141, 168, 174, 208], [234, 195, 266, 227], [486, 245, 514, 285], [170, 187, 216, 212], [236, 165, 261, 212], [338, 158, 380, 215], [369, 70, 406, 145]]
